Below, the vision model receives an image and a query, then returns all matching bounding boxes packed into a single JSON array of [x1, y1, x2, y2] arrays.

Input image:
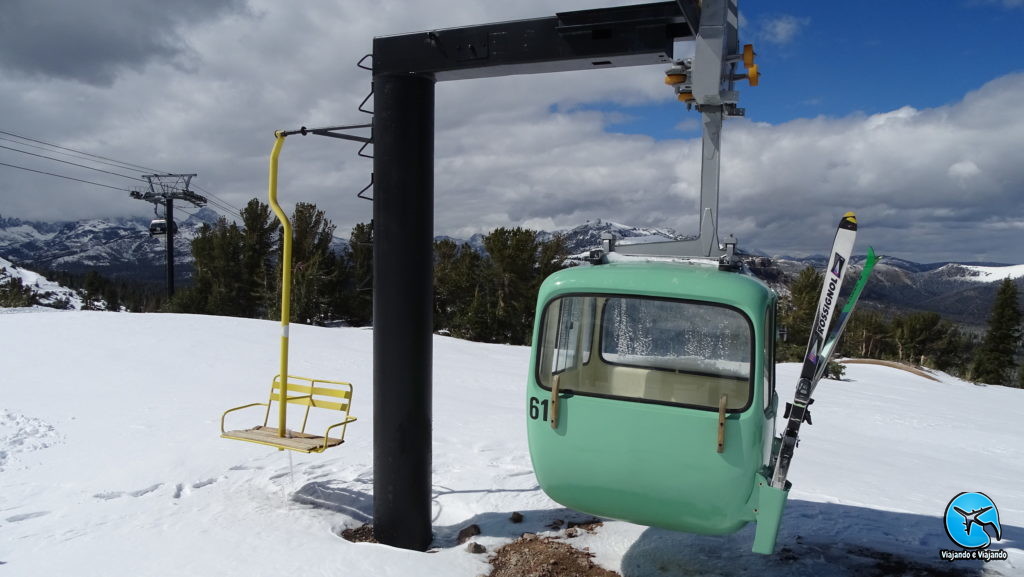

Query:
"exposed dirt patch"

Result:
[[839, 358, 939, 381], [457, 523, 482, 544], [567, 519, 603, 533], [489, 533, 620, 577], [340, 524, 378, 543], [547, 517, 603, 532]]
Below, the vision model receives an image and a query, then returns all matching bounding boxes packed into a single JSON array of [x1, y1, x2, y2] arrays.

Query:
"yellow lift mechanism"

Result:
[[220, 131, 357, 453]]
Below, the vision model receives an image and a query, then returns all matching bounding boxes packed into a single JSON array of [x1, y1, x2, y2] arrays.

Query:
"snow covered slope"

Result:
[[0, 311, 1020, 576], [0, 256, 83, 309], [960, 264, 1024, 283]]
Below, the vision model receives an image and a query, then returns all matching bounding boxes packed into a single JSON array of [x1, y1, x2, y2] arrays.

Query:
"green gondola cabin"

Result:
[[526, 259, 790, 553]]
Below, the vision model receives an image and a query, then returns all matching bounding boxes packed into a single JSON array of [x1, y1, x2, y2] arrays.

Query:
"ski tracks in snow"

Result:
[[91, 477, 227, 502]]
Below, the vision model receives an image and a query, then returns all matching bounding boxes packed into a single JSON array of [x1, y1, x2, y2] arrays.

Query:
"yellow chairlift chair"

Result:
[[220, 131, 356, 453]]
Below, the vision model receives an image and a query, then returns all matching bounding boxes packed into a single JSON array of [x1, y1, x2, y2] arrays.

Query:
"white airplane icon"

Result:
[[954, 505, 1001, 540]]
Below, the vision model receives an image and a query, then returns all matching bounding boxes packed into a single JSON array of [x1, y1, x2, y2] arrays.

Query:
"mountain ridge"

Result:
[[1, 214, 1021, 326]]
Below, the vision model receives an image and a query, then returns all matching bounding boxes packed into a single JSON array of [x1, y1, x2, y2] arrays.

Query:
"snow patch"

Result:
[[0, 255, 84, 309], [959, 263, 1024, 282], [0, 409, 62, 472]]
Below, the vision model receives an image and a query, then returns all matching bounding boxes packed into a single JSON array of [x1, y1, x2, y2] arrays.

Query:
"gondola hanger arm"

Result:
[[276, 124, 372, 144]]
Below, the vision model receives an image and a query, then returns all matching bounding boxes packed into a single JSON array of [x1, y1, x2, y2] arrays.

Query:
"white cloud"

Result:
[[0, 1, 1022, 263], [759, 15, 811, 45], [948, 160, 981, 180], [674, 118, 700, 132], [431, 73, 1024, 262]]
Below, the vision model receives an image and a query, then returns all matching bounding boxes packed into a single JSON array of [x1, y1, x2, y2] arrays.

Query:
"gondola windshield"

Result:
[[538, 294, 752, 411]]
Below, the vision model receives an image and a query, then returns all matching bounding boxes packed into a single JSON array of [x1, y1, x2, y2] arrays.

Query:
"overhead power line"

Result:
[[0, 129, 162, 174], [0, 143, 147, 183], [1, 127, 247, 221], [192, 183, 242, 215], [0, 134, 157, 175], [0, 160, 132, 192]]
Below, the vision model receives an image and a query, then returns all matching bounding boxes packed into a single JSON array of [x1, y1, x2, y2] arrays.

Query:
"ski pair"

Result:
[[770, 212, 877, 489], [812, 247, 879, 383]]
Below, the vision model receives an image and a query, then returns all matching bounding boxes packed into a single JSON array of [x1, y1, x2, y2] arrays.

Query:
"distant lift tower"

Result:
[[130, 174, 207, 297]]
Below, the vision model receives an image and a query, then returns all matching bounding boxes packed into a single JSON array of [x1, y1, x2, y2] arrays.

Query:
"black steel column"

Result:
[[165, 197, 175, 297], [372, 72, 435, 551]]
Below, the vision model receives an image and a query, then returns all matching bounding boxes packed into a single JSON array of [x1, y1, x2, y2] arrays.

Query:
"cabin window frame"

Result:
[[763, 303, 776, 411], [536, 292, 756, 413], [547, 296, 595, 376]]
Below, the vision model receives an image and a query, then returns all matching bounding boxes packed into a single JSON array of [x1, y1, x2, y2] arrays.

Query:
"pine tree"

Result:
[[433, 238, 461, 331], [971, 278, 1022, 387], [288, 202, 337, 325], [0, 276, 34, 307], [174, 218, 247, 315], [343, 221, 373, 326], [239, 198, 279, 318], [433, 240, 490, 339], [841, 310, 891, 359], [535, 233, 569, 285], [891, 312, 946, 365], [931, 320, 971, 376], [480, 227, 534, 343], [778, 265, 822, 361]]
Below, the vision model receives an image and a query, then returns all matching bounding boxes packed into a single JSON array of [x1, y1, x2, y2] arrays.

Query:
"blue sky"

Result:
[[588, 1, 1024, 138], [0, 0, 1022, 263]]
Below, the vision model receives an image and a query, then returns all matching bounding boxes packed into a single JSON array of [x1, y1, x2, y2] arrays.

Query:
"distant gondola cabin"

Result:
[[149, 219, 177, 237]]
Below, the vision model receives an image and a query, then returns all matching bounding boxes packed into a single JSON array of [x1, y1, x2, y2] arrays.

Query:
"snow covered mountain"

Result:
[[851, 260, 1024, 326], [0, 209, 220, 282], [538, 222, 1023, 327], [2, 214, 1021, 324], [542, 219, 686, 255], [740, 253, 1023, 327]]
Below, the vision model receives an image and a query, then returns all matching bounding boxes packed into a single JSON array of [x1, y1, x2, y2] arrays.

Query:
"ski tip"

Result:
[[840, 212, 857, 230]]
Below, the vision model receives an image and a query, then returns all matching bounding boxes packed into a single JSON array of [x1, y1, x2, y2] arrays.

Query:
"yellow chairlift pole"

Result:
[[268, 132, 292, 438], [264, 124, 372, 439]]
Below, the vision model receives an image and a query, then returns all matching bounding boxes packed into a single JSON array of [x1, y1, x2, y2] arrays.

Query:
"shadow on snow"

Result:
[[290, 483, 1021, 576], [620, 499, 1021, 577]]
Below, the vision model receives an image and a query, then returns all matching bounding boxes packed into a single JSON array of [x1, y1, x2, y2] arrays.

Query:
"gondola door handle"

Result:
[[550, 375, 561, 429], [716, 394, 728, 453]]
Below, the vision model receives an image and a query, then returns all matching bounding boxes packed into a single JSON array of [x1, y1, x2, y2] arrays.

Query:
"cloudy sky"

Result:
[[1, 0, 1022, 263]]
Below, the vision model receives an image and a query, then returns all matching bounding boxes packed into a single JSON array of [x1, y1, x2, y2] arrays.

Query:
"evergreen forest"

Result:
[[5, 198, 1019, 387]]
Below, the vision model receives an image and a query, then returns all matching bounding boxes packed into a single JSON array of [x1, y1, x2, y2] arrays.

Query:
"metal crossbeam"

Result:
[[373, 2, 697, 81]]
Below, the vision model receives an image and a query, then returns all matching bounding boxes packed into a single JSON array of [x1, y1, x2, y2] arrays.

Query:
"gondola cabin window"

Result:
[[538, 295, 753, 412]]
